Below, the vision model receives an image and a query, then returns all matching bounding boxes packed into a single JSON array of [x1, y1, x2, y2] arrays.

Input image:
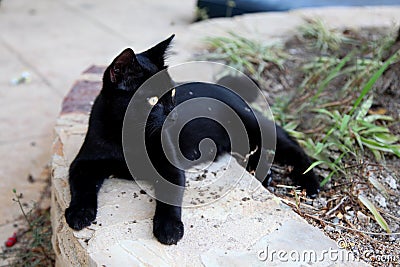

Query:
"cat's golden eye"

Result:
[[147, 96, 159, 106], [171, 88, 176, 97]]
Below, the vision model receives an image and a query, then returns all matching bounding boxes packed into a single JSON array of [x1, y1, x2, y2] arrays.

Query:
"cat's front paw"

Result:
[[302, 173, 320, 199], [65, 205, 97, 230], [153, 216, 184, 245], [261, 169, 273, 187]]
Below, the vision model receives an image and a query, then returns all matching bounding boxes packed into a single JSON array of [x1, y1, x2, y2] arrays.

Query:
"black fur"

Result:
[[65, 35, 319, 245]]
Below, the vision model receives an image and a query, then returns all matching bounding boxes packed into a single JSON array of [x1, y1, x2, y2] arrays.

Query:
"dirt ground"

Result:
[[261, 26, 400, 266]]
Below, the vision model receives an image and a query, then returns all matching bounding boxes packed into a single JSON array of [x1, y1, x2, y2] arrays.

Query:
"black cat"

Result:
[[65, 34, 320, 245]]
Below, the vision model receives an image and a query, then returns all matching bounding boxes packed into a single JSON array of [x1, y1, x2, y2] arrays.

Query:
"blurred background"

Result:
[[197, 0, 400, 18]]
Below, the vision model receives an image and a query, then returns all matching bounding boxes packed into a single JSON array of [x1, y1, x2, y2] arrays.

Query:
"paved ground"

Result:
[[0, 0, 196, 244]]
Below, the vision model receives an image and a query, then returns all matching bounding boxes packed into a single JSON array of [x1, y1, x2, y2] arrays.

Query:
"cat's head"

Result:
[[103, 34, 175, 93], [100, 35, 177, 132]]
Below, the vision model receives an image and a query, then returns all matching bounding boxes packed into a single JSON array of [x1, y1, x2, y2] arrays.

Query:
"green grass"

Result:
[[304, 95, 400, 184], [195, 7, 209, 21], [300, 51, 400, 182], [200, 32, 288, 81], [299, 18, 354, 52]]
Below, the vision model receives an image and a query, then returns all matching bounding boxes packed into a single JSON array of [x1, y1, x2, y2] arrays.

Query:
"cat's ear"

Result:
[[143, 34, 175, 69], [110, 48, 137, 83]]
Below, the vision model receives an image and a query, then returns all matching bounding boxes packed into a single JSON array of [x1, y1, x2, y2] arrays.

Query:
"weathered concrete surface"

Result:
[[51, 68, 370, 266]]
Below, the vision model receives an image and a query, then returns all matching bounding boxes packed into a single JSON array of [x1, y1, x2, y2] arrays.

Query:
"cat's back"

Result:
[[175, 82, 247, 108]]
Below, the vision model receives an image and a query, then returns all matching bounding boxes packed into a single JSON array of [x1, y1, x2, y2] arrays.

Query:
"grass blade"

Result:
[[358, 195, 391, 233], [355, 96, 373, 121], [340, 114, 350, 133], [312, 53, 353, 102], [320, 170, 336, 187], [350, 52, 399, 115], [303, 160, 326, 174], [364, 114, 394, 122], [368, 176, 390, 199], [373, 133, 399, 145], [361, 137, 400, 157]]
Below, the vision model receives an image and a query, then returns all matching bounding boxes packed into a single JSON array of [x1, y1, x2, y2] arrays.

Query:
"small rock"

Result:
[[385, 175, 397, 189], [344, 214, 352, 220], [357, 211, 370, 225], [325, 183, 332, 190], [374, 194, 387, 208], [288, 48, 300, 55], [27, 174, 35, 183], [324, 225, 335, 232], [318, 197, 327, 206], [10, 71, 31, 85]]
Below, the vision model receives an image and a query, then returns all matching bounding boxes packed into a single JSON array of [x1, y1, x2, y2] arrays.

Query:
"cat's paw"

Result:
[[153, 216, 184, 245], [261, 169, 273, 187], [302, 174, 320, 199], [65, 205, 97, 230]]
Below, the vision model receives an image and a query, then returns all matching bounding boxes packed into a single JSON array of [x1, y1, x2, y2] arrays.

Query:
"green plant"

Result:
[[225, 0, 236, 17], [300, 26, 400, 98], [358, 195, 391, 233], [201, 32, 288, 80], [195, 7, 209, 21], [0, 189, 55, 266], [299, 18, 353, 52], [350, 52, 399, 114], [367, 26, 399, 59], [306, 97, 400, 184], [301, 54, 389, 101], [301, 53, 400, 183]]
